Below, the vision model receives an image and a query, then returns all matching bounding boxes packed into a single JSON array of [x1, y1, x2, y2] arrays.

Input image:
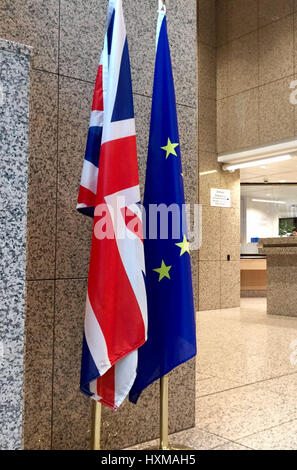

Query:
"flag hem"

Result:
[[129, 349, 197, 404], [81, 336, 147, 406]]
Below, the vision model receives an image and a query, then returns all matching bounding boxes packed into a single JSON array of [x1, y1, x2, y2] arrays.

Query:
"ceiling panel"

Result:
[[241, 184, 297, 205], [240, 156, 297, 182]]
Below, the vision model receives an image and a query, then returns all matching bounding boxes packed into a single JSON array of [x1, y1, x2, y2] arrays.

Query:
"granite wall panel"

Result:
[[197, 0, 240, 312], [220, 260, 240, 309], [198, 0, 216, 47], [0, 39, 31, 450], [259, 0, 294, 28], [52, 279, 91, 450], [213, 0, 297, 310], [216, 2, 297, 153], [26, 69, 58, 280], [59, 0, 105, 81], [6, 0, 198, 450], [56, 77, 93, 279], [23, 281, 54, 450], [266, 255, 297, 316], [259, 76, 295, 144], [0, 0, 59, 73]]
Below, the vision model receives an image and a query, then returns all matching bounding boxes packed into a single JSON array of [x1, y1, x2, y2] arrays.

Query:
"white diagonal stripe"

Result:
[[89, 110, 104, 127], [80, 160, 98, 195], [85, 294, 111, 375], [114, 350, 138, 408]]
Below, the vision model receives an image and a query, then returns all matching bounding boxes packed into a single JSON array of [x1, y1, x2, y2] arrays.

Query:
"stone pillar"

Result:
[[197, 0, 241, 311], [258, 237, 297, 317], [0, 38, 31, 450], [1, 0, 197, 449]]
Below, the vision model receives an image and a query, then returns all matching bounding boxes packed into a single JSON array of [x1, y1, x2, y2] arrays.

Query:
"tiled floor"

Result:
[[129, 298, 297, 450]]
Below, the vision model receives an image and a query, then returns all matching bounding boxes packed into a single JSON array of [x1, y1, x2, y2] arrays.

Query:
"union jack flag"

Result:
[[77, 0, 147, 409]]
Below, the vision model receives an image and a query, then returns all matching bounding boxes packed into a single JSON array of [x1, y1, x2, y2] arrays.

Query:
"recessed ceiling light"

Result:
[[279, 180, 287, 183], [199, 170, 217, 176], [260, 166, 267, 169], [224, 154, 292, 171], [252, 198, 286, 205]]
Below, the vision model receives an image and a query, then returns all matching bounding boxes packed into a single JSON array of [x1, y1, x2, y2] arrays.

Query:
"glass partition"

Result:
[[241, 184, 297, 255]]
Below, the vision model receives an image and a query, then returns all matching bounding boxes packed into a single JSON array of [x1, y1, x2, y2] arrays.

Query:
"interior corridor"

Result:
[[130, 298, 297, 450]]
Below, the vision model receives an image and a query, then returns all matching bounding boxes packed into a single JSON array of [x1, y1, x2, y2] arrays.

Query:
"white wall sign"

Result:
[[210, 188, 231, 208]]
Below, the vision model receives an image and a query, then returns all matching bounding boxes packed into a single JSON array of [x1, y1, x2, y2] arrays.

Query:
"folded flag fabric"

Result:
[[129, 8, 197, 404], [77, 0, 147, 410]]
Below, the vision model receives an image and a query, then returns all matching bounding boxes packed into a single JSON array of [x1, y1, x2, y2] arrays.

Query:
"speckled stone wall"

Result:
[[0, 38, 31, 450], [197, 0, 240, 311], [1, 0, 197, 449], [217, 0, 297, 153], [215, 0, 297, 307]]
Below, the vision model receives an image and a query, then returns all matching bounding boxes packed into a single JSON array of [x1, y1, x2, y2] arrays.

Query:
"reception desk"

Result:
[[258, 237, 297, 316], [240, 257, 267, 296]]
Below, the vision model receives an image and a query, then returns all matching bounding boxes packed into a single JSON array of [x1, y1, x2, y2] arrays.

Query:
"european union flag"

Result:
[[129, 10, 197, 404]]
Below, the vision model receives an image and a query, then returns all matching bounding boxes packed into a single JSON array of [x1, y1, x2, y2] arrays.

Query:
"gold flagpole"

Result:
[[160, 375, 170, 449], [158, 374, 193, 450], [91, 401, 102, 450]]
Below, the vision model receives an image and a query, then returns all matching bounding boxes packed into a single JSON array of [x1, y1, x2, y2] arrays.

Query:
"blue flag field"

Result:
[[129, 9, 197, 404]]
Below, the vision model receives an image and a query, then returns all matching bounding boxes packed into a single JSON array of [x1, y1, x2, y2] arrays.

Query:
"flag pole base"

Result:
[[146, 375, 194, 451], [91, 400, 102, 450]]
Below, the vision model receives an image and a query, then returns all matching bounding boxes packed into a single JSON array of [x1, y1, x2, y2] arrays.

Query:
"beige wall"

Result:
[[203, 0, 297, 311], [197, 0, 241, 311], [217, 0, 297, 152], [1, 0, 198, 450], [213, 0, 297, 309]]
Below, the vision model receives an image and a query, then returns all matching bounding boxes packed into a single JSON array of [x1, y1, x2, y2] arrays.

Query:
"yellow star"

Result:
[[153, 260, 172, 281], [161, 138, 179, 159], [175, 235, 190, 256]]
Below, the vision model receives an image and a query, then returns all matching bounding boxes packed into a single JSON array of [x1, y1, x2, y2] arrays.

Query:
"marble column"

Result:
[[1, 0, 197, 449], [0, 39, 31, 449]]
